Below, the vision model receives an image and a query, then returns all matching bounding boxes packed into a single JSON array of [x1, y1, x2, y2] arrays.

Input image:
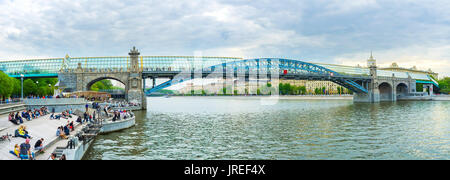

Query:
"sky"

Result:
[[1, 0, 450, 77]]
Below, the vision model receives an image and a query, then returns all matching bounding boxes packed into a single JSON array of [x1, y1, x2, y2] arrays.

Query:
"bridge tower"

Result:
[[353, 52, 380, 103], [127, 47, 147, 109]]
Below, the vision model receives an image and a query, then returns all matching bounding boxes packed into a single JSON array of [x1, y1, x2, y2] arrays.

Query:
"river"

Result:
[[84, 96, 450, 160]]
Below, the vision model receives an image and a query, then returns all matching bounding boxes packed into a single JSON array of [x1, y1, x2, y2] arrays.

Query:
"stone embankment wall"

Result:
[[0, 103, 26, 116], [24, 98, 88, 112]]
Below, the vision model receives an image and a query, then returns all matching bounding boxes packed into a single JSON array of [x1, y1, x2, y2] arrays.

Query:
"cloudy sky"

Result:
[[1, 0, 450, 77]]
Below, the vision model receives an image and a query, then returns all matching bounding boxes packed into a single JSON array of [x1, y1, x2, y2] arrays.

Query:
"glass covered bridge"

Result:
[[0, 55, 438, 94]]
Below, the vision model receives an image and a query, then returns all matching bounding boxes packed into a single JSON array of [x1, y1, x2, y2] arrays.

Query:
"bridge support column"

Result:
[[392, 84, 397, 102], [127, 47, 147, 110], [353, 88, 380, 103], [143, 77, 146, 92], [152, 78, 156, 88], [353, 54, 380, 103]]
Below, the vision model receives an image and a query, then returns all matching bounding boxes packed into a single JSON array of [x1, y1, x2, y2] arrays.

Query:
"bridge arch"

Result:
[[396, 83, 408, 97], [146, 58, 369, 95], [379, 82, 393, 101], [86, 77, 126, 90], [85, 76, 127, 99]]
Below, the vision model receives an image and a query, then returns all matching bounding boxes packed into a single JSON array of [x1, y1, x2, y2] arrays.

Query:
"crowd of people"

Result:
[[112, 110, 133, 122], [50, 109, 73, 120], [4, 106, 75, 160], [8, 106, 49, 125], [4, 101, 134, 160], [102, 101, 141, 108], [75, 111, 95, 124], [56, 121, 74, 139]]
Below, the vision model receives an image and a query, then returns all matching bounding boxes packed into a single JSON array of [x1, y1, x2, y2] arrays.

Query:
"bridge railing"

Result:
[[0, 100, 24, 107], [23, 98, 88, 106]]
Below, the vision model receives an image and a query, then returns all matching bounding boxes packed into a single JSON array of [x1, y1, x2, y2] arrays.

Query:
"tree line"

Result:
[[437, 77, 450, 94], [0, 71, 57, 100]]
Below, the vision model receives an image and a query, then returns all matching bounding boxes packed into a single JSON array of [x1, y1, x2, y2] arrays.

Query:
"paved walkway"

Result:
[[0, 114, 13, 132], [0, 114, 78, 160]]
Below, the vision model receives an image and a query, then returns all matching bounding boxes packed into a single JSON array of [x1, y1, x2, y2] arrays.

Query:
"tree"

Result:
[[36, 86, 48, 96], [12, 78, 21, 97], [222, 87, 228, 95], [279, 83, 290, 95], [299, 86, 306, 95], [23, 79, 37, 96], [90, 79, 122, 91], [314, 88, 320, 95], [416, 83, 423, 92], [438, 77, 450, 94], [0, 71, 13, 100]]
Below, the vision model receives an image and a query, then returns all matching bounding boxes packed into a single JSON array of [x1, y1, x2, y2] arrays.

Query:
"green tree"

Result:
[[314, 88, 320, 95], [12, 78, 21, 97], [23, 79, 37, 96], [299, 86, 306, 95], [438, 77, 450, 94], [90, 79, 121, 91], [222, 87, 228, 95], [279, 83, 290, 95], [36, 86, 48, 96], [416, 83, 423, 92], [0, 71, 13, 100]]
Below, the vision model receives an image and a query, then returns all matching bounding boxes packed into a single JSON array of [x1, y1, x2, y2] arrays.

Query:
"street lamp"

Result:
[[20, 74, 24, 100], [49, 84, 52, 97]]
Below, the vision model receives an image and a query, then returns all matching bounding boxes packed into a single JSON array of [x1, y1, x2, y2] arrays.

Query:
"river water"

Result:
[[84, 96, 450, 160]]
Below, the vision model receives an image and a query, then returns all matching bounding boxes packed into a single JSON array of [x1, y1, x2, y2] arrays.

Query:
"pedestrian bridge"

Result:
[[0, 47, 439, 105]]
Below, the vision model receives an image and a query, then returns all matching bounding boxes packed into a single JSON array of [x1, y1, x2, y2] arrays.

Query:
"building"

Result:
[[379, 62, 438, 79]]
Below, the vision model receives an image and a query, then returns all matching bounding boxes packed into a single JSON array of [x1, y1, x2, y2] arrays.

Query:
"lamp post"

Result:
[[49, 84, 52, 97], [36, 81, 39, 98], [20, 74, 24, 100]]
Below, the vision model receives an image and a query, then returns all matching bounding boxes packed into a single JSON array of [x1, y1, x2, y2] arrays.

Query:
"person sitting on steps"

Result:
[[15, 125, 32, 139], [19, 138, 35, 160], [9, 144, 20, 158], [9, 112, 19, 125], [15, 112, 23, 124]]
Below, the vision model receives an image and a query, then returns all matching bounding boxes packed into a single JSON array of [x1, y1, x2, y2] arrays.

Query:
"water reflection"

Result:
[[84, 97, 450, 160]]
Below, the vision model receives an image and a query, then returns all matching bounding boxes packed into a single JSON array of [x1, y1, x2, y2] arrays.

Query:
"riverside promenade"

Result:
[[0, 114, 79, 160]]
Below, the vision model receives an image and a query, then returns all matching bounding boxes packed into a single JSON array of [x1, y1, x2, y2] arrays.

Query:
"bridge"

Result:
[[0, 47, 439, 108]]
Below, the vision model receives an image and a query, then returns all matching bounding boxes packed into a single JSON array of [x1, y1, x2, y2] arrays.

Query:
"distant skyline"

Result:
[[1, 0, 449, 77]]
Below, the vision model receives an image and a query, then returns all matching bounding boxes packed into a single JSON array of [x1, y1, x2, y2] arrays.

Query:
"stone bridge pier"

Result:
[[353, 54, 417, 103], [58, 47, 147, 110]]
